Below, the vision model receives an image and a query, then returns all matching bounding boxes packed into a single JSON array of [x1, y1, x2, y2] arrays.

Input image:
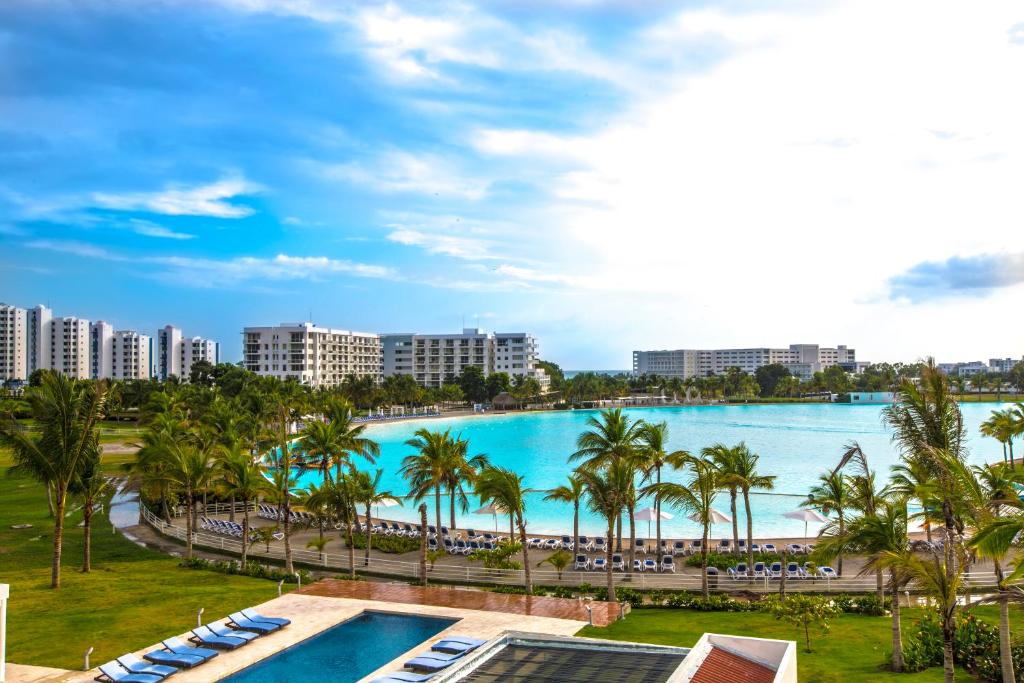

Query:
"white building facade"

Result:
[[111, 330, 151, 380], [50, 316, 91, 379], [633, 344, 857, 380], [243, 322, 381, 387], [27, 304, 52, 375], [0, 304, 28, 383], [89, 321, 114, 380], [157, 326, 219, 380], [381, 328, 548, 389]]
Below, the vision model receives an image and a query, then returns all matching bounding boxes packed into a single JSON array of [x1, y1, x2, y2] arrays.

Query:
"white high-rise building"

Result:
[[89, 321, 114, 380], [111, 330, 151, 380], [243, 322, 381, 387], [180, 336, 219, 379], [0, 304, 28, 383], [157, 325, 183, 380], [381, 328, 548, 389], [27, 304, 52, 375], [633, 344, 857, 381], [50, 316, 90, 379]]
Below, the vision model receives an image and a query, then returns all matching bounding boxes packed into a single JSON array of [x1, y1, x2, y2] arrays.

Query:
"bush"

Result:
[[902, 610, 1024, 680], [468, 543, 523, 570], [345, 533, 420, 554], [180, 556, 313, 584]]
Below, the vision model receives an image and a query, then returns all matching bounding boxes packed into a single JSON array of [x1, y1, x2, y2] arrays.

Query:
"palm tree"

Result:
[[163, 439, 215, 560], [636, 422, 689, 559], [306, 475, 358, 578], [889, 459, 939, 543], [537, 549, 572, 580], [0, 373, 110, 588], [299, 400, 380, 482], [645, 455, 719, 598], [262, 380, 306, 573], [352, 468, 401, 566], [544, 474, 585, 556], [441, 436, 488, 531], [980, 409, 1016, 466], [74, 442, 109, 573], [731, 444, 775, 569], [401, 428, 457, 534], [577, 461, 631, 603], [219, 446, 271, 566], [475, 466, 532, 594], [705, 444, 741, 556], [572, 408, 643, 558], [802, 472, 852, 576], [306, 537, 332, 565], [814, 500, 911, 671]]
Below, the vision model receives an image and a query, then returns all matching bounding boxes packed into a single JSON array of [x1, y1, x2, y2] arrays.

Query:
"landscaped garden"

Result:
[[0, 446, 295, 671]]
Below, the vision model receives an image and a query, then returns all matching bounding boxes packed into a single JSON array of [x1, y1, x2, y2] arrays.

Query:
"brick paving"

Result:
[[295, 579, 623, 626]]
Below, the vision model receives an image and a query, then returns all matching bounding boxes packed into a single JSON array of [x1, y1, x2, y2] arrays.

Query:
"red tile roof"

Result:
[[690, 646, 776, 683]]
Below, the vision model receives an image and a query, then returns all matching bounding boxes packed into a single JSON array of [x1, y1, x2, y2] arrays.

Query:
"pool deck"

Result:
[[28, 583, 592, 683]]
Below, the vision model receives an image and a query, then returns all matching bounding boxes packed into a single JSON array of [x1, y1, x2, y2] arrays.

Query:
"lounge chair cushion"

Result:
[[241, 609, 291, 626]]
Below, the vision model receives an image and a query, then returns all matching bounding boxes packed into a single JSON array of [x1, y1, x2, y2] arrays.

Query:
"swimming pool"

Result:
[[220, 611, 457, 682], [291, 402, 1009, 538]]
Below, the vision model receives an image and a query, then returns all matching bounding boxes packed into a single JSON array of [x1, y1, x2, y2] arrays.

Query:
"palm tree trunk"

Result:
[[743, 489, 754, 569], [700, 521, 709, 599], [655, 466, 662, 560], [616, 513, 622, 552], [241, 505, 249, 566], [1000, 592, 1016, 683], [184, 494, 193, 560], [82, 503, 92, 573], [348, 524, 356, 577], [229, 494, 235, 523], [52, 490, 66, 588], [450, 486, 456, 531], [890, 578, 903, 672], [606, 517, 616, 603], [364, 503, 372, 566], [876, 569, 885, 604], [435, 485, 442, 536], [46, 482, 55, 518], [779, 547, 787, 602], [518, 515, 532, 595], [1010, 439, 1015, 468], [837, 514, 845, 577], [573, 501, 579, 557], [419, 503, 428, 586], [729, 489, 739, 556], [627, 501, 636, 575], [283, 493, 293, 574], [942, 623, 955, 683]]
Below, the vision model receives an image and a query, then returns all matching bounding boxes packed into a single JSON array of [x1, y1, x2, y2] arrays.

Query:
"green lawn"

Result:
[[578, 606, 1019, 682], [0, 449, 294, 671]]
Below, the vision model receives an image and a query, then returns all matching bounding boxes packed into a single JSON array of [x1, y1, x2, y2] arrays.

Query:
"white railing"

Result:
[[141, 506, 1002, 594]]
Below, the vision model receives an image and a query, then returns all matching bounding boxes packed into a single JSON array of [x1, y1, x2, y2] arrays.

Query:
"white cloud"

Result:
[[312, 151, 488, 199], [387, 229, 497, 260], [93, 176, 260, 218], [25, 239, 127, 261], [127, 219, 194, 240]]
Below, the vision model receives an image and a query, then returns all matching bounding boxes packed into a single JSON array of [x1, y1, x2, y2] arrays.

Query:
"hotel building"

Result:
[[157, 325, 220, 380], [0, 304, 28, 383], [243, 322, 382, 387], [92, 322, 152, 380], [381, 328, 548, 389], [50, 316, 91, 379], [633, 344, 857, 380]]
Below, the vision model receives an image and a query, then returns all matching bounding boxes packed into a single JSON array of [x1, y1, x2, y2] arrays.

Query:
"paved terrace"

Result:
[[7, 584, 591, 683]]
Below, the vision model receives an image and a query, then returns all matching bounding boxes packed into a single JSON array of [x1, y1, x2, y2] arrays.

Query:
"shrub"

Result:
[[345, 533, 420, 554], [902, 610, 1024, 680], [468, 543, 523, 570], [180, 556, 313, 584], [763, 594, 841, 653]]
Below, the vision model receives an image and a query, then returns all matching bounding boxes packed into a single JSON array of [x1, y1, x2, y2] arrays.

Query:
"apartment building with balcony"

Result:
[[50, 316, 91, 379], [243, 322, 381, 387], [633, 344, 857, 380], [91, 322, 152, 380], [382, 328, 548, 389], [27, 304, 52, 375], [157, 325, 220, 380], [0, 304, 28, 382]]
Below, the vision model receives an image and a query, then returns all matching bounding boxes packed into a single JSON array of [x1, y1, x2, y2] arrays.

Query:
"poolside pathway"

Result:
[[296, 579, 624, 626]]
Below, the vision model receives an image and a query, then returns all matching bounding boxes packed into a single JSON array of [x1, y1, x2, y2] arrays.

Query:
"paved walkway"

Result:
[[296, 579, 624, 626]]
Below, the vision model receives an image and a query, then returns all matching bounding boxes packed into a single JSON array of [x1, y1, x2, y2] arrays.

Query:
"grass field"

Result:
[[578, 605, 1020, 682], [0, 448, 295, 671]]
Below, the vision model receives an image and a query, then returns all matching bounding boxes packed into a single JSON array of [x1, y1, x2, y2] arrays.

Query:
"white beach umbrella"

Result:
[[688, 508, 732, 525], [634, 506, 674, 539], [473, 503, 507, 531], [374, 497, 401, 517], [783, 508, 828, 540]]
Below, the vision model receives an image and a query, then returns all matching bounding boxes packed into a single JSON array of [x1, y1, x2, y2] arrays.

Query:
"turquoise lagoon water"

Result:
[[293, 403, 1010, 539]]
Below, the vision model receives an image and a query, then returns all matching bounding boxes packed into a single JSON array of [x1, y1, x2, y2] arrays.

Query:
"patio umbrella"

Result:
[[473, 503, 507, 532], [633, 506, 674, 539], [783, 508, 828, 540], [374, 497, 401, 518], [688, 508, 732, 525]]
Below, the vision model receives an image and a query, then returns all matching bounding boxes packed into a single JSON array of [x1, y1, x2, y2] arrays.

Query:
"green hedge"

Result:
[[345, 533, 421, 554], [180, 556, 313, 584]]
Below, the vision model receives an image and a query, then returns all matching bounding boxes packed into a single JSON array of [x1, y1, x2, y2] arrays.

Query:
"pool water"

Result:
[[290, 402, 1010, 538], [220, 611, 457, 682]]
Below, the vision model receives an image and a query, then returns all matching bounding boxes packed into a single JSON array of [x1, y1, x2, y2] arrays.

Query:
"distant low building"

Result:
[[848, 391, 895, 404], [632, 344, 857, 380], [990, 357, 1023, 373]]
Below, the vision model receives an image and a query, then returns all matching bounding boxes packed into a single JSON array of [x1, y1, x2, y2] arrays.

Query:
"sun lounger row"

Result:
[[568, 553, 677, 572], [256, 504, 314, 526], [95, 609, 290, 683], [727, 561, 837, 580], [368, 636, 488, 682]]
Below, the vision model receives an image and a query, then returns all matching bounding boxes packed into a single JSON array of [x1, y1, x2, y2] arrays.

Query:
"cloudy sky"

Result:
[[2, 1, 1023, 368]]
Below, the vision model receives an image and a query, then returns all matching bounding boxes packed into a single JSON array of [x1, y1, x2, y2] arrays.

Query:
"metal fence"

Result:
[[141, 506, 1001, 594]]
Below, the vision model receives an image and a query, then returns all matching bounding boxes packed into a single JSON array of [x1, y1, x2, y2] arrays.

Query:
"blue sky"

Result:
[[3, 1, 1024, 367]]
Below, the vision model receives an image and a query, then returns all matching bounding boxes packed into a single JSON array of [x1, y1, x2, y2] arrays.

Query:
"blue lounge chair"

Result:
[[368, 673, 436, 683], [115, 654, 177, 679], [611, 553, 625, 571], [431, 638, 483, 655], [96, 662, 163, 683], [141, 649, 203, 669], [405, 652, 464, 672], [190, 626, 246, 650], [660, 555, 676, 573], [240, 607, 292, 626], [435, 636, 486, 648], [208, 621, 259, 642], [230, 612, 281, 633], [160, 638, 218, 662], [643, 558, 657, 572]]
